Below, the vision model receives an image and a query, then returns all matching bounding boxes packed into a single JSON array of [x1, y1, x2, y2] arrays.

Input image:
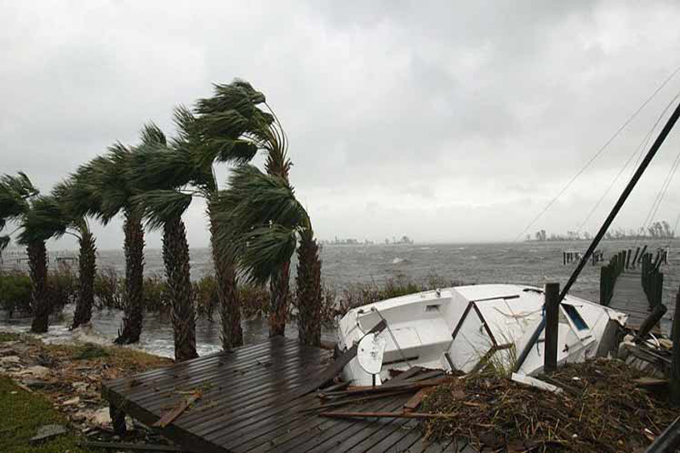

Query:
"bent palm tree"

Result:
[[215, 164, 324, 345], [69, 143, 145, 344], [195, 80, 296, 337], [52, 181, 97, 329], [133, 189, 197, 361], [127, 124, 200, 361], [0, 174, 61, 333]]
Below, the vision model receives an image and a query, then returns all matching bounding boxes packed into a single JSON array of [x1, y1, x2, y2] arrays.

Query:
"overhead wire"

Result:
[[514, 65, 680, 242]]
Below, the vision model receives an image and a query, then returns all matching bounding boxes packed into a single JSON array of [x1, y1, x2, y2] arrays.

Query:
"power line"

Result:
[[515, 65, 680, 241]]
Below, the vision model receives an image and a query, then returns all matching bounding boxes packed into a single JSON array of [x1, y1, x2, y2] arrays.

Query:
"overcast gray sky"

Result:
[[3, 0, 680, 250]]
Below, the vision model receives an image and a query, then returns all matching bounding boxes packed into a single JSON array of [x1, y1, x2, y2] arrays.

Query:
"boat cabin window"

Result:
[[563, 304, 588, 331], [425, 304, 440, 312]]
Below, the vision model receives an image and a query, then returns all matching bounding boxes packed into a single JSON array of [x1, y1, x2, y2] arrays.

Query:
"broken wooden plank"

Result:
[[80, 440, 186, 451], [386, 366, 424, 384], [511, 373, 563, 394], [320, 377, 449, 397], [319, 380, 350, 392], [301, 390, 413, 413], [403, 386, 433, 412], [320, 410, 456, 419], [153, 392, 202, 428], [634, 377, 669, 389]]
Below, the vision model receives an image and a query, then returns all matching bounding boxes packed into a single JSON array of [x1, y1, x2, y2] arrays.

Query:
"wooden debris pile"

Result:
[[306, 366, 450, 417], [419, 358, 677, 452]]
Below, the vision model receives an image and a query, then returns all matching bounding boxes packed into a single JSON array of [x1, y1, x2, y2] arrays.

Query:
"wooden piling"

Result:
[[632, 247, 641, 269], [544, 283, 560, 374], [639, 245, 648, 264], [670, 289, 680, 405]]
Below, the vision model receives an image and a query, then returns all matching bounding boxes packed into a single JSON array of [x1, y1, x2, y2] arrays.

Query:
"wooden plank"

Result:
[[403, 387, 433, 412], [321, 410, 457, 420], [384, 366, 424, 385], [153, 392, 202, 428]]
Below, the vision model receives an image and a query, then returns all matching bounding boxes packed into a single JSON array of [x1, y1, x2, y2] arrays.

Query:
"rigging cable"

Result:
[[639, 144, 680, 238], [514, 65, 680, 242], [575, 92, 680, 235]]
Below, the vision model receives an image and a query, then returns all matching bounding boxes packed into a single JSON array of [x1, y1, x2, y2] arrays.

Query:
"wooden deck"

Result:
[[102, 337, 469, 453], [609, 271, 672, 334]]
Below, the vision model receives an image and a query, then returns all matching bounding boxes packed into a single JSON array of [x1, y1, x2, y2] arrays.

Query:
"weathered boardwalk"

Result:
[[609, 271, 672, 334], [102, 337, 468, 453]]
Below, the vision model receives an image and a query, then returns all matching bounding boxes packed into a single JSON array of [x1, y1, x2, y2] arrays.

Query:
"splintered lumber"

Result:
[[320, 380, 350, 392], [403, 387, 433, 412], [293, 320, 387, 398], [386, 366, 424, 384], [153, 392, 202, 428], [320, 410, 455, 419], [321, 377, 449, 398], [633, 377, 669, 390], [634, 304, 668, 343], [301, 390, 413, 413]]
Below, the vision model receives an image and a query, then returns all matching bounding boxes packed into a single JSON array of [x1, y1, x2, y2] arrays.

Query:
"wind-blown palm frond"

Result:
[[218, 165, 307, 231], [83, 144, 134, 223], [132, 190, 192, 231], [237, 224, 298, 286], [194, 80, 275, 166], [140, 122, 167, 146], [127, 142, 197, 191], [17, 195, 68, 245], [0, 172, 38, 221]]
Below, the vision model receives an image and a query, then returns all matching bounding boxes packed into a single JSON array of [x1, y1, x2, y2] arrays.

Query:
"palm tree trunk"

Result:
[[269, 262, 290, 337], [163, 217, 198, 362], [71, 230, 97, 329], [266, 159, 292, 338], [115, 210, 144, 344], [296, 230, 322, 346], [208, 201, 242, 350], [28, 240, 50, 333]]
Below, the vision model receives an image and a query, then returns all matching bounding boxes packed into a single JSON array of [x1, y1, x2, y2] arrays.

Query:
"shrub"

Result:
[[0, 271, 32, 313]]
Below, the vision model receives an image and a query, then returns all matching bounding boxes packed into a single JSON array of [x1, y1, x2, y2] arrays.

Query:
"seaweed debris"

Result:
[[420, 358, 677, 452]]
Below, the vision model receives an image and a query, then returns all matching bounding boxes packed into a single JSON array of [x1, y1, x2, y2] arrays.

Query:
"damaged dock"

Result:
[[102, 337, 466, 452]]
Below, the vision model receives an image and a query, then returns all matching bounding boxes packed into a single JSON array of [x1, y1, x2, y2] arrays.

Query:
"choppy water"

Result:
[[1, 240, 678, 357]]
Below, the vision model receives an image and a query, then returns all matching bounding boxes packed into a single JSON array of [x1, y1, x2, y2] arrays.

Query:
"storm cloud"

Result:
[[2, 0, 680, 248]]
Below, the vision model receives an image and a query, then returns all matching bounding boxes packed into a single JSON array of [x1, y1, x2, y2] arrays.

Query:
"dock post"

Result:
[[109, 405, 127, 435], [626, 249, 632, 269], [632, 247, 641, 269], [671, 288, 680, 405], [639, 245, 648, 264], [544, 282, 560, 373]]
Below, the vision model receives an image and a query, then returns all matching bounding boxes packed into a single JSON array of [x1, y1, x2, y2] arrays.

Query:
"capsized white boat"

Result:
[[336, 284, 629, 386]]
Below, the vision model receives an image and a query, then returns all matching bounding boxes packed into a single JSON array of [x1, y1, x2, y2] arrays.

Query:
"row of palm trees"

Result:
[[0, 80, 324, 360]]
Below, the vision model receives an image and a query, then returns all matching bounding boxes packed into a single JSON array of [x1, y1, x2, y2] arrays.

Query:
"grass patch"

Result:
[[0, 375, 89, 453], [72, 343, 109, 360], [0, 332, 20, 342]]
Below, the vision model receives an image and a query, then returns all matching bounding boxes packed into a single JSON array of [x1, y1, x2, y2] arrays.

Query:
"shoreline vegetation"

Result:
[[0, 264, 467, 328]]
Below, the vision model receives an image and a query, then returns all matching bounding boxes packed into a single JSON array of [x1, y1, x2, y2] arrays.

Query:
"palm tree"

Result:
[[127, 124, 200, 361], [215, 164, 324, 345], [195, 80, 297, 337], [69, 143, 145, 344], [51, 181, 97, 329], [167, 84, 268, 349], [0, 173, 60, 333]]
